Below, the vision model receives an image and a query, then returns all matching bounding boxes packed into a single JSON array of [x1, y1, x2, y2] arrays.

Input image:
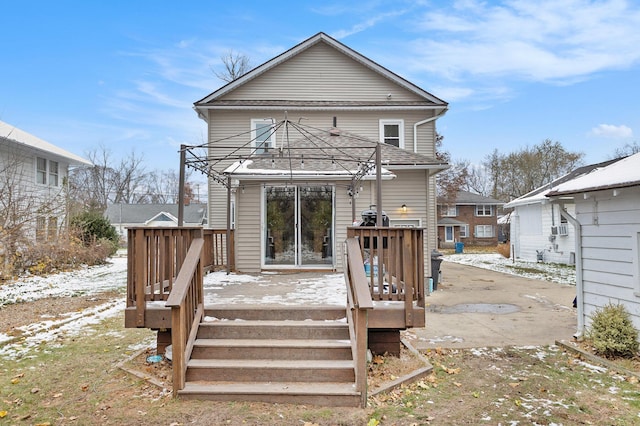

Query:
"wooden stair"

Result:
[[177, 306, 362, 406]]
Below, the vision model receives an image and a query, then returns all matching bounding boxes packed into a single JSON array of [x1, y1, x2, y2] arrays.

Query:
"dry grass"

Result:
[[496, 242, 510, 258]]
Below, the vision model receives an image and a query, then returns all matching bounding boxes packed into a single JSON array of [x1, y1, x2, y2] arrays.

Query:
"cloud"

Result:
[[589, 124, 633, 139], [408, 0, 640, 83]]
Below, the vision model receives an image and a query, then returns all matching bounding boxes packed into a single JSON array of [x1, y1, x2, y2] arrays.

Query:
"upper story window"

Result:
[[49, 160, 59, 186], [379, 119, 404, 149], [475, 204, 493, 216], [442, 205, 457, 217], [36, 157, 60, 186], [251, 119, 275, 154]]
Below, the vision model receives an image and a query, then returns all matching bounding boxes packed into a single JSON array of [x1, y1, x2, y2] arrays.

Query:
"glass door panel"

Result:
[[299, 186, 333, 266], [265, 186, 295, 265]]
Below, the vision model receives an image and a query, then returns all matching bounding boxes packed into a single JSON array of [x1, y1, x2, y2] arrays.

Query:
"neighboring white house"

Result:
[[546, 152, 640, 337], [104, 203, 208, 241], [0, 120, 91, 242], [192, 32, 448, 273], [505, 159, 622, 264]]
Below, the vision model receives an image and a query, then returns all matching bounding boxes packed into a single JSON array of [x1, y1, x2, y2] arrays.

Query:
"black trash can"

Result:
[[431, 249, 444, 290]]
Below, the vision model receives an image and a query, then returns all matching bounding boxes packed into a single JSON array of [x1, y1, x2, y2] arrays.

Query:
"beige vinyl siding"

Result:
[[334, 183, 355, 271], [349, 170, 432, 275], [381, 170, 432, 274], [225, 43, 424, 102], [234, 183, 262, 272], [207, 110, 437, 155], [414, 111, 438, 156]]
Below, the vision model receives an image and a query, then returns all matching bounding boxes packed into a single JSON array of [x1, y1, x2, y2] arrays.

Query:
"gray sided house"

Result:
[[547, 153, 640, 336], [105, 203, 207, 241], [505, 158, 622, 264], [0, 120, 91, 242], [437, 190, 503, 248], [193, 32, 448, 274]]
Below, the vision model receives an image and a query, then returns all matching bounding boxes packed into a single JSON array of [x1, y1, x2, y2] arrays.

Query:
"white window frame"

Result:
[[459, 224, 468, 238], [475, 224, 494, 238], [251, 118, 276, 154], [35, 157, 60, 187], [475, 204, 493, 217], [379, 119, 404, 149], [49, 160, 59, 186], [36, 157, 47, 185], [443, 205, 457, 217]]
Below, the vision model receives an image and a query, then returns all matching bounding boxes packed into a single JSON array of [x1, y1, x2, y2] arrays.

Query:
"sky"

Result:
[[1, 0, 639, 178]]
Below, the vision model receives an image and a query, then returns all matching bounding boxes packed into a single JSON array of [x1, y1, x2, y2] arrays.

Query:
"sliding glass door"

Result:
[[264, 185, 333, 267]]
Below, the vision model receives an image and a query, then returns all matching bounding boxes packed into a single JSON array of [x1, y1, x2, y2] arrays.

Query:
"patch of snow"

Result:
[[445, 253, 576, 285], [0, 257, 127, 307], [0, 298, 123, 360]]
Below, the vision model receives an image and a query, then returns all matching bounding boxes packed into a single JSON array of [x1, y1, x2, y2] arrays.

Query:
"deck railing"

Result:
[[343, 238, 374, 408], [126, 227, 234, 327], [165, 235, 205, 395], [202, 229, 235, 272], [346, 227, 425, 326]]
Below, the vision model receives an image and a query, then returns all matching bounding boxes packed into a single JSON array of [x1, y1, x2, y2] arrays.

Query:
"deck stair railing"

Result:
[[165, 233, 205, 395], [346, 227, 425, 326], [343, 238, 374, 407]]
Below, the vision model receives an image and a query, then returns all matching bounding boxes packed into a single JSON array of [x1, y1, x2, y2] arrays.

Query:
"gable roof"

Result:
[[194, 32, 448, 114], [145, 212, 178, 225], [437, 190, 503, 206], [505, 157, 625, 208], [104, 204, 207, 225], [222, 127, 448, 181], [0, 120, 92, 166], [547, 152, 640, 196]]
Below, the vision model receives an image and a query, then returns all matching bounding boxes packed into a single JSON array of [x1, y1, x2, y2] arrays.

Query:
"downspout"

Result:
[[413, 107, 448, 153], [414, 106, 448, 279], [559, 203, 584, 339]]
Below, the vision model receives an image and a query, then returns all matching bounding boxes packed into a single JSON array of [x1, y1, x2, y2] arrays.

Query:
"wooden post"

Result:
[[226, 176, 232, 275]]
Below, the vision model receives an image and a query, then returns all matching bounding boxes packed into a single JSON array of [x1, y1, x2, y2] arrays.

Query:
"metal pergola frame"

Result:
[[177, 118, 386, 272]]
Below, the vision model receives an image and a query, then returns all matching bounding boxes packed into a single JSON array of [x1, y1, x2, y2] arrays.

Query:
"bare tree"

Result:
[[483, 139, 584, 201], [68, 146, 147, 211], [214, 50, 251, 82], [611, 142, 640, 159], [143, 168, 194, 204], [435, 133, 469, 200], [464, 163, 493, 197]]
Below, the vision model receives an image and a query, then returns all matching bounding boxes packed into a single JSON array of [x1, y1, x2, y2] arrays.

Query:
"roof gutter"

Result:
[[413, 106, 448, 153]]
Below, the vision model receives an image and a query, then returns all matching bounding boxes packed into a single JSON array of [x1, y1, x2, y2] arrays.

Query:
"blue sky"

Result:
[[1, 0, 639, 177]]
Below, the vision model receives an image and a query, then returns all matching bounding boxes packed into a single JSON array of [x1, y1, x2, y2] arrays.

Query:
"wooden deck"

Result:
[[125, 226, 426, 406]]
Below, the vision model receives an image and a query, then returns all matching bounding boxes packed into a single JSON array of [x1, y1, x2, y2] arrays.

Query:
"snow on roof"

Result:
[[548, 152, 640, 196], [0, 120, 92, 166], [223, 159, 396, 180], [505, 157, 625, 208]]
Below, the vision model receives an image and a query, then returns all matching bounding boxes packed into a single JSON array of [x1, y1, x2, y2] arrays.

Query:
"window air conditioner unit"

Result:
[[558, 224, 569, 236]]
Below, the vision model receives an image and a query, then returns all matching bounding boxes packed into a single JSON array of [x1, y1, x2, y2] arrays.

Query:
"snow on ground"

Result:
[[444, 253, 576, 286], [0, 256, 128, 307], [203, 271, 346, 306], [0, 252, 575, 359]]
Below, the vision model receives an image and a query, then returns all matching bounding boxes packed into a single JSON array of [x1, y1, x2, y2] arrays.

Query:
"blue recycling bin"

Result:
[[455, 242, 464, 253]]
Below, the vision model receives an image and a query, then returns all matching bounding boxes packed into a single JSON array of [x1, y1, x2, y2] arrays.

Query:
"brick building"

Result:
[[437, 190, 503, 248]]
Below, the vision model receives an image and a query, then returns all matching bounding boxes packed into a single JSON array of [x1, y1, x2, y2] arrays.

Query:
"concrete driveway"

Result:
[[405, 260, 578, 349]]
